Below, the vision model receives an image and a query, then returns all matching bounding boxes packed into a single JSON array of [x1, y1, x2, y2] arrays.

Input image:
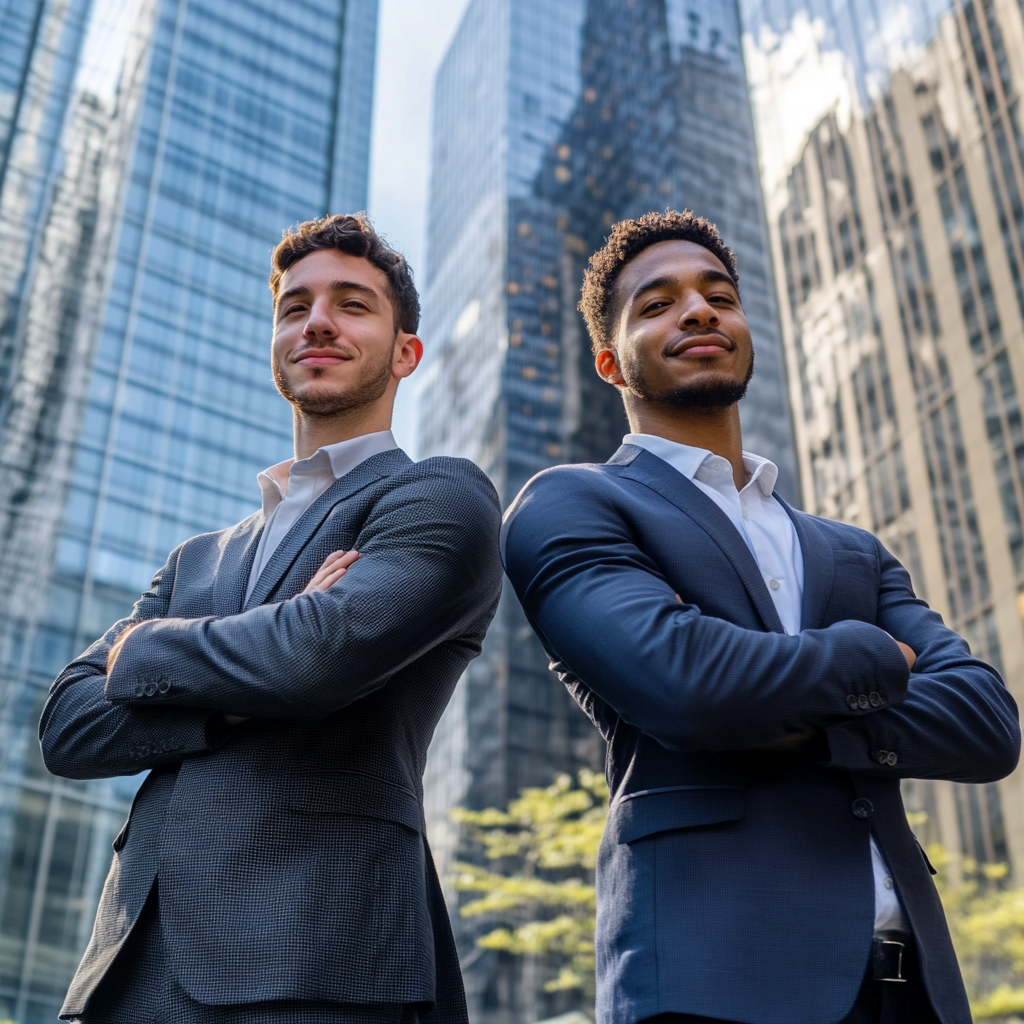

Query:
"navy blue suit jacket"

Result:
[[501, 445, 1019, 1024]]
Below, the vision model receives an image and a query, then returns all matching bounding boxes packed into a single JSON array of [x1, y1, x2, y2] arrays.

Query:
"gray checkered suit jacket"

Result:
[[40, 449, 502, 1019]]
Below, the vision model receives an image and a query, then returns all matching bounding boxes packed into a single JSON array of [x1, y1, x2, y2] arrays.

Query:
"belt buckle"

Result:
[[871, 937, 907, 982]]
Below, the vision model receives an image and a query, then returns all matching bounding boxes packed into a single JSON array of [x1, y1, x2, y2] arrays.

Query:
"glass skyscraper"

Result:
[[0, 0, 94, 383], [0, 0, 378, 1019], [741, 0, 1024, 880], [418, 2, 796, 1018]]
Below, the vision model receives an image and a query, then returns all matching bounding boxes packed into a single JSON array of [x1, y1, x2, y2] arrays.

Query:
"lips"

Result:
[[293, 348, 352, 366], [666, 331, 732, 358]]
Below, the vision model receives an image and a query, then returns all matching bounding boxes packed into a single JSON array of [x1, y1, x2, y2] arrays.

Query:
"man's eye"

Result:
[[643, 299, 671, 314]]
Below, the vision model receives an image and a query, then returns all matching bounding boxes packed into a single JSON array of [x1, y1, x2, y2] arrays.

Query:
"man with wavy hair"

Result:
[[43, 214, 502, 1024], [502, 209, 1018, 1024]]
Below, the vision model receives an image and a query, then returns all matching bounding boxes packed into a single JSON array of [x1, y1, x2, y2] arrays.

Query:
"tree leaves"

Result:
[[451, 770, 607, 997]]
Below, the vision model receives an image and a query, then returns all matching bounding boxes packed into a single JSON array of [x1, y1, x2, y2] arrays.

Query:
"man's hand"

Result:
[[218, 551, 360, 729], [896, 640, 917, 672], [300, 549, 360, 595], [106, 622, 144, 675]]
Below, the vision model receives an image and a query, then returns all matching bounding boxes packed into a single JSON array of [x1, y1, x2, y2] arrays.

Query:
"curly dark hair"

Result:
[[578, 209, 739, 352], [269, 213, 419, 334]]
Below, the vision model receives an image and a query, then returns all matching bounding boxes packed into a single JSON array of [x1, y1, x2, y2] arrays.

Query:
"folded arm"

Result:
[[822, 545, 1019, 783], [105, 465, 502, 719], [39, 544, 221, 780], [502, 472, 910, 752]]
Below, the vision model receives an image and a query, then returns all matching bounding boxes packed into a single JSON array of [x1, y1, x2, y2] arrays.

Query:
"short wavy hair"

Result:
[[578, 209, 739, 352], [269, 213, 419, 334]]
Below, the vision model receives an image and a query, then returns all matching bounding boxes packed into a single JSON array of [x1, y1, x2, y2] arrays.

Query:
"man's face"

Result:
[[272, 249, 415, 417], [599, 239, 754, 409]]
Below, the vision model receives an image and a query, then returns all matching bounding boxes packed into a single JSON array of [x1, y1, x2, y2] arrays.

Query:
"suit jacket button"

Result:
[[143, 681, 158, 697], [869, 692, 881, 707], [874, 749, 888, 765], [157, 679, 170, 694], [133, 685, 144, 697], [886, 751, 898, 766], [852, 798, 874, 819], [857, 695, 870, 709], [847, 695, 859, 709], [878, 692, 888, 704]]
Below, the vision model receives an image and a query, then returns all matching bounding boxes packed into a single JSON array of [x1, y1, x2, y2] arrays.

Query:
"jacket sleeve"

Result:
[[501, 469, 911, 751], [39, 544, 222, 780], [103, 463, 503, 719], [822, 543, 1019, 783]]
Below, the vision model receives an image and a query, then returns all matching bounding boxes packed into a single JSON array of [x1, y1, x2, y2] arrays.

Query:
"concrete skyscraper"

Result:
[[0, 1, 378, 1019], [741, 0, 1024, 881], [418, 2, 796, 1019]]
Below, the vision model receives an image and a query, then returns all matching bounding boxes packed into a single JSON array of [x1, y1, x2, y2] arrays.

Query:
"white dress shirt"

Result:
[[624, 432, 908, 935], [244, 430, 398, 603]]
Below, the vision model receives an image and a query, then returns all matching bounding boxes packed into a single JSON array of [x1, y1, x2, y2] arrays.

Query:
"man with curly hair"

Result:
[[42, 214, 502, 1024], [501, 209, 1018, 1023]]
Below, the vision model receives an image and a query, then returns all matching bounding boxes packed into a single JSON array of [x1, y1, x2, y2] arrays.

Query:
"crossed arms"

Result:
[[40, 465, 502, 780], [501, 472, 1020, 784]]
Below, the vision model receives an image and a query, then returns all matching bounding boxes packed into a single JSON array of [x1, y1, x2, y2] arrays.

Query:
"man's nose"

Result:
[[303, 299, 336, 339], [678, 292, 719, 328]]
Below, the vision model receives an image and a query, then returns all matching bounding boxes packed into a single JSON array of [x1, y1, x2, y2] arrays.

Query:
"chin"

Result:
[[294, 385, 351, 409], [668, 368, 739, 389]]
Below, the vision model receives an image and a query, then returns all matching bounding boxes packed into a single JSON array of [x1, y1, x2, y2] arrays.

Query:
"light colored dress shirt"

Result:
[[244, 429, 398, 603], [624, 432, 908, 935]]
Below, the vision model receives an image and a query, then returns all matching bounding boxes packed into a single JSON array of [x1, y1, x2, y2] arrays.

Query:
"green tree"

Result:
[[919, 827, 1024, 1021], [451, 769, 606, 998]]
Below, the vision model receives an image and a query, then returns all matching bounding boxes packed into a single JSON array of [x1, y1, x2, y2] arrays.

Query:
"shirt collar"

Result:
[[623, 433, 778, 498], [256, 429, 398, 515]]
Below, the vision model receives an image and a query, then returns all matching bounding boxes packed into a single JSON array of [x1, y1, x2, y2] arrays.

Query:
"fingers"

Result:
[[896, 640, 917, 672], [301, 550, 359, 595], [106, 622, 143, 674]]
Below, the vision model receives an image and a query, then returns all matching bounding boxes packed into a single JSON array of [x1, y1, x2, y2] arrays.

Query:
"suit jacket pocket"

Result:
[[285, 771, 424, 834], [609, 785, 744, 844]]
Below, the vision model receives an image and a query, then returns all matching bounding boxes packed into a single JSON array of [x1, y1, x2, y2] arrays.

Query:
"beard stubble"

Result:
[[273, 344, 394, 417], [621, 345, 755, 410]]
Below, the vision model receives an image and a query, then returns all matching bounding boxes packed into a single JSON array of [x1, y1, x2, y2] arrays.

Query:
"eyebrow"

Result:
[[630, 268, 737, 305], [276, 279, 379, 307]]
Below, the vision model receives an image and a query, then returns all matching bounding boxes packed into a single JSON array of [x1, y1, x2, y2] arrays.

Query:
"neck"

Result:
[[626, 399, 746, 489], [291, 399, 393, 462]]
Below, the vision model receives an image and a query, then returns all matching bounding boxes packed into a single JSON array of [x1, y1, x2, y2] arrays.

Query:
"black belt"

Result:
[[871, 934, 910, 982]]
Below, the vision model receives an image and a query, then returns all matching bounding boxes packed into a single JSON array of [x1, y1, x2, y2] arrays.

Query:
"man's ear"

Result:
[[394, 334, 423, 379], [595, 347, 625, 387]]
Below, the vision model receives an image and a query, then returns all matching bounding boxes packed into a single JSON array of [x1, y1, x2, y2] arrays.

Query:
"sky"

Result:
[[367, 0, 473, 453]]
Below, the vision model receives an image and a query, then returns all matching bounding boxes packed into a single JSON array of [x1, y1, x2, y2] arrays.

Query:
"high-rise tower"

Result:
[[418, 2, 796, 1019], [0, 0, 95, 390], [741, 0, 1024, 878], [0, 1, 378, 1019]]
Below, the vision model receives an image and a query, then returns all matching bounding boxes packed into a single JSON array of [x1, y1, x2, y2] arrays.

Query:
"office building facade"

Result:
[[741, 0, 1024, 876], [0, 0, 378, 1019], [418, 2, 796, 1018]]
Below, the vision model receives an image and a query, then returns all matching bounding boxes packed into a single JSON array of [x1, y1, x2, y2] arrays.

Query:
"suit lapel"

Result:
[[777, 496, 836, 631], [243, 448, 411, 611], [212, 511, 265, 615], [615, 446, 785, 634]]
